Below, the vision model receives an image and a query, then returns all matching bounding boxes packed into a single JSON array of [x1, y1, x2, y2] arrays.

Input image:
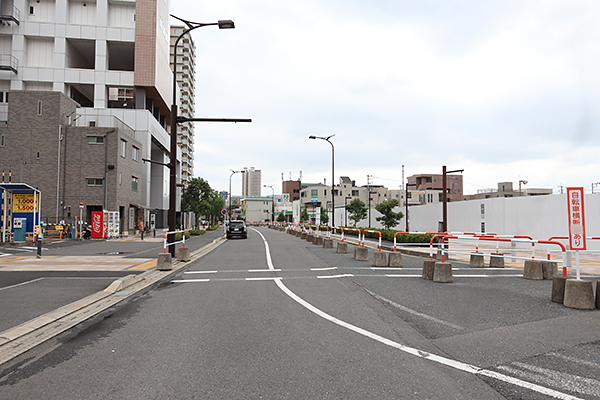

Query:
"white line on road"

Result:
[[385, 274, 422, 278], [311, 267, 338, 271], [364, 288, 465, 330], [317, 274, 353, 279], [498, 362, 600, 398], [249, 269, 281, 272], [184, 270, 218, 274], [0, 277, 45, 291], [172, 279, 210, 283], [251, 227, 583, 400], [246, 277, 282, 282]]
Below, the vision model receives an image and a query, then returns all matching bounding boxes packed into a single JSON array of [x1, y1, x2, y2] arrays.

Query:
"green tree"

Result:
[[183, 177, 214, 226], [277, 212, 285, 222], [375, 199, 404, 229], [320, 207, 329, 225], [300, 208, 309, 223], [346, 198, 367, 227], [209, 192, 225, 226]]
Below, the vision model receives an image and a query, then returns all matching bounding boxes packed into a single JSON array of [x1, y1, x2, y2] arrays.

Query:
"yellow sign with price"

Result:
[[12, 194, 39, 213]]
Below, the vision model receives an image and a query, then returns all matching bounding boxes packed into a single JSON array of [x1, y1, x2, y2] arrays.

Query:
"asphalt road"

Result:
[[0, 227, 599, 399], [0, 229, 224, 332]]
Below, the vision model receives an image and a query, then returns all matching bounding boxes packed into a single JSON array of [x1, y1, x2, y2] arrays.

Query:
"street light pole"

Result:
[[309, 134, 335, 227], [229, 170, 241, 221], [264, 184, 274, 222], [168, 16, 235, 257]]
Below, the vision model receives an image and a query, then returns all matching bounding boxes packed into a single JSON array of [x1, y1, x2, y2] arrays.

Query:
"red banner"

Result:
[[91, 211, 104, 239]]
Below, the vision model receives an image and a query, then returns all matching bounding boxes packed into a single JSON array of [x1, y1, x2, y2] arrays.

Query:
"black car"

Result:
[[227, 220, 247, 239]]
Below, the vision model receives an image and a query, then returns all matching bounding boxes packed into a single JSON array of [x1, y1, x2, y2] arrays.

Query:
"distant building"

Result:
[[282, 180, 301, 202], [464, 182, 553, 200], [242, 167, 261, 197], [408, 173, 464, 202], [242, 197, 272, 222]]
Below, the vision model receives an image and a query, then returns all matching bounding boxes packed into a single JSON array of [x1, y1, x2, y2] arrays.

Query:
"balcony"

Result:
[[0, 54, 18, 74], [0, 1, 20, 25]]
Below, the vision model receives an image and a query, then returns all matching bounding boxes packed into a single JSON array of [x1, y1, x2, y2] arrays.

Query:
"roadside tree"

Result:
[[346, 198, 367, 227], [375, 199, 404, 229]]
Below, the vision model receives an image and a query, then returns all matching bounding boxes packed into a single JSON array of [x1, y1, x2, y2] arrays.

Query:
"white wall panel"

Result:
[[25, 37, 54, 67]]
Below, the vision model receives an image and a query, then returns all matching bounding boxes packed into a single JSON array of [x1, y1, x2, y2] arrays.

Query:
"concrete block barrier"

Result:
[[523, 260, 543, 280], [469, 253, 485, 268], [489, 255, 505, 268], [422, 260, 435, 280], [313, 237, 324, 246], [323, 238, 334, 248], [551, 276, 568, 303], [337, 242, 348, 254], [177, 247, 191, 262], [563, 279, 596, 310], [542, 261, 558, 280], [372, 252, 387, 267], [433, 262, 453, 283], [388, 252, 402, 267], [156, 253, 173, 271], [354, 246, 368, 261]]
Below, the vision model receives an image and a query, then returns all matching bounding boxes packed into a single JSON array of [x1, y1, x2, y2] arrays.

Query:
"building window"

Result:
[[352, 190, 359, 196], [132, 176, 138, 191], [119, 173, 122, 185], [37, 101, 42, 116], [121, 139, 127, 157], [311, 189, 318, 196], [109, 87, 134, 102], [29, 5, 35, 15], [36, 151, 40, 159], [1, 134, 4, 147], [88, 136, 104, 144], [87, 178, 103, 186], [132, 146, 139, 161]]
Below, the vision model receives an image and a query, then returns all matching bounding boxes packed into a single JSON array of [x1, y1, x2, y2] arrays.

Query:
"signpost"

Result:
[[567, 187, 586, 280]]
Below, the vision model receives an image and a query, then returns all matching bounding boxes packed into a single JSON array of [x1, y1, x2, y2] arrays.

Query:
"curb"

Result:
[[0, 236, 226, 366]]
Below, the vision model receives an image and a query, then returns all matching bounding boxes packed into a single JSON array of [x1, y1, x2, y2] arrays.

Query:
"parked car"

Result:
[[227, 220, 247, 239]]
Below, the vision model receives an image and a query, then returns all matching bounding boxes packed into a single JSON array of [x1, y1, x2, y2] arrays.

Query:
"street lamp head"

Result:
[[308, 135, 316, 139], [218, 20, 235, 29]]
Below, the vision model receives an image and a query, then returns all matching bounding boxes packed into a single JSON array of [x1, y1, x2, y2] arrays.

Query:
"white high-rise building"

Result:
[[170, 25, 195, 186], [242, 167, 261, 197]]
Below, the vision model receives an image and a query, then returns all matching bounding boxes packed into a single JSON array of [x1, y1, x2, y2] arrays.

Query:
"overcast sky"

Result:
[[170, 0, 600, 197]]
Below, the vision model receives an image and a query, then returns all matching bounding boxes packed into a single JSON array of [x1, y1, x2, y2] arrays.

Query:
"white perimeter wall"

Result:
[[409, 194, 600, 249], [333, 193, 600, 249]]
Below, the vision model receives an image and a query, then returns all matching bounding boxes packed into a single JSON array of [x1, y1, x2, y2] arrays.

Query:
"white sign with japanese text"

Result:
[[567, 187, 586, 250]]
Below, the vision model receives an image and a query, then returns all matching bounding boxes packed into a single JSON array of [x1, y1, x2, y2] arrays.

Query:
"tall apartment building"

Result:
[[0, 0, 182, 232], [170, 25, 195, 186], [242, 167, 261, 197]]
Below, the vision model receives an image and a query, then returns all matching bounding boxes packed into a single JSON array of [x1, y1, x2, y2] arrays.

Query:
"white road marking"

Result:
[[364, 288, 465, 330], [499, 362, 600, 397], [317, 274, 353, 279], [249, 269, 281, 272], [184, 270, 218, 274], [0, 277, 45, 291], [385, 274, 422, 278], [172, 279, 210, 283], [246, 277, 282, 282], [251, 227, 583, 400], [311, 267, 338, 271], [547, 352, 600, 370]]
